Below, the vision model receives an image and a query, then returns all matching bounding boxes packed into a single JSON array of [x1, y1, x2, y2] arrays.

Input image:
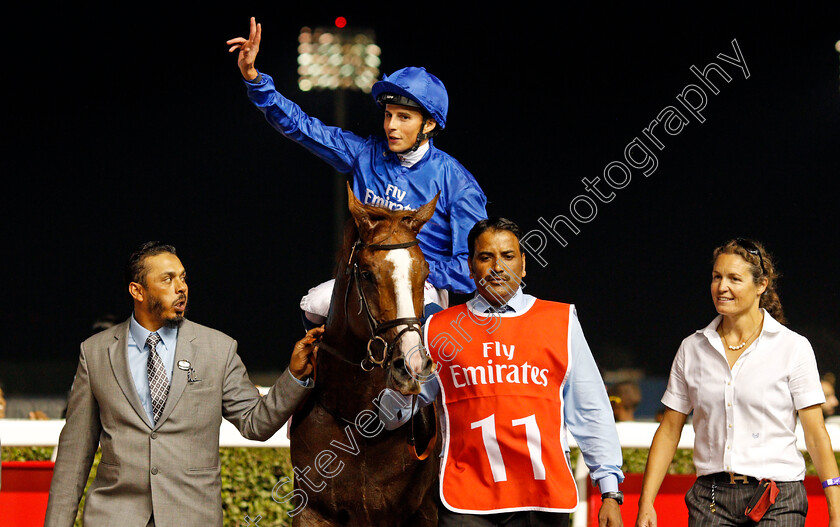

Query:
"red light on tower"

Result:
[[335, 16, 347, 29]]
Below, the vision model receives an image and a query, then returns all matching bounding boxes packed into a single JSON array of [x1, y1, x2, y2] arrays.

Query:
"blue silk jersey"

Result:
[[244, 72, 488, 294]]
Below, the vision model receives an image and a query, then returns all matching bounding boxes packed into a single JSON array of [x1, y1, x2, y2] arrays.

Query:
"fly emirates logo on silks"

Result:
[[447, 341, 550, 388], [363, 184, 415, 211]]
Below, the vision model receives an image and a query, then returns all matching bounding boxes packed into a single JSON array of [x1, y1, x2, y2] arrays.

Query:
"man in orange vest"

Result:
[[382, 217, 624, 526]]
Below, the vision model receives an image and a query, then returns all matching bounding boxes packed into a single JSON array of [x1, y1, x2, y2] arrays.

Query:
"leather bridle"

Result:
[[314, 237, 437, 459], [320, 238, 425, 372]]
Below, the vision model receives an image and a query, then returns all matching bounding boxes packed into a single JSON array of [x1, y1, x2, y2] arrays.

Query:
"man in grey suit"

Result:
[[44, 241, 322, 527]]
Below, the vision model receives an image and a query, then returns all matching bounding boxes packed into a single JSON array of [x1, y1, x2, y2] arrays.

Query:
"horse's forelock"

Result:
[[335, 205, 425, 281], [362, 206, 419, 244]]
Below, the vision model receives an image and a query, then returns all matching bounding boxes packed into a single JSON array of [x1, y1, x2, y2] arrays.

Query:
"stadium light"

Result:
[[297, 23, 380, 93], [296, 19, 381, 249]]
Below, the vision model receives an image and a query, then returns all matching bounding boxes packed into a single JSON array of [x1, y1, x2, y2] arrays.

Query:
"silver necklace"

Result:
[[723, 322, 762, 351]]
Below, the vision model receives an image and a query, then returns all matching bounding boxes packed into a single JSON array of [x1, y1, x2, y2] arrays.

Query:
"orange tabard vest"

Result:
[[426, 300, 577, 514]]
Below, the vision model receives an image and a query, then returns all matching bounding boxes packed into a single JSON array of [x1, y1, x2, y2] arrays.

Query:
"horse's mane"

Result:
[[333, 217, 360, 279]]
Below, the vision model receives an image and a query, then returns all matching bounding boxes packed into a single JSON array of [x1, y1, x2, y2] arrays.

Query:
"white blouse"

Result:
[[661, 310, 826, 481]]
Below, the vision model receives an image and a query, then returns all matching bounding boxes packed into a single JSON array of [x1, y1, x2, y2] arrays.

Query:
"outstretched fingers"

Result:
[[226, 17, 260, 51], [250, 17, 261, 46], [226, 17, 262, 81]]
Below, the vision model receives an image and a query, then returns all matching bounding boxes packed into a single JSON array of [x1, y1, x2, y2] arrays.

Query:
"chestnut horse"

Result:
[[289, 185, 441, 526]]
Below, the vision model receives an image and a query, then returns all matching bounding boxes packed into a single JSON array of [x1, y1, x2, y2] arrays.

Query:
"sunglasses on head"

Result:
[[735, 238, 766, 275]]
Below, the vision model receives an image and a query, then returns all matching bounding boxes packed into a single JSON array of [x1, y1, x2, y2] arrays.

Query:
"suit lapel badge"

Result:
[[177, 360, 201, 383]]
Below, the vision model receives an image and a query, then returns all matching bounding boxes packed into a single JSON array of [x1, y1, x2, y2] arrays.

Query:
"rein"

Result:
[[313, 393, 437, 461]]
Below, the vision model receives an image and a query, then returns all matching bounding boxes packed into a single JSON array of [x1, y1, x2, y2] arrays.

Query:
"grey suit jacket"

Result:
[[44, 318, 311, 527]]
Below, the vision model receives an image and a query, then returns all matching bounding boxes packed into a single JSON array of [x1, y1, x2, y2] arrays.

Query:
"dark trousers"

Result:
[[438, 507, 570, 526], [685, 475, 807, 526]]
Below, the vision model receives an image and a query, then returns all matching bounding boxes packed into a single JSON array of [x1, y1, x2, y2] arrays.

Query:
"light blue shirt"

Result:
[[128, 315, 178, 425], [380, 289, 624, 493]]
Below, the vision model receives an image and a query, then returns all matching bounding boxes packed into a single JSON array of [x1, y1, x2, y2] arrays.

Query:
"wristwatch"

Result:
[[601, 491, 624, 505]]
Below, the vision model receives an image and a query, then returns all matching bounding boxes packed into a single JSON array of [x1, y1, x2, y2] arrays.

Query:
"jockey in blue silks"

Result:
[[228, 18, 488, 328]]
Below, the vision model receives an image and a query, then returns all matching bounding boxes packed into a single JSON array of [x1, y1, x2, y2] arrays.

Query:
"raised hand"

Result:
[[226, 17, 262, 81]]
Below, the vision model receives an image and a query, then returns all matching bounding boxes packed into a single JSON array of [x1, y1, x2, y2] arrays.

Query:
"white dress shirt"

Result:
[[661, 309, 826, 481]]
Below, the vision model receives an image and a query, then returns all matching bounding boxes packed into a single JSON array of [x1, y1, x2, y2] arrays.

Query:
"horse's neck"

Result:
[[316, 264, 389, 407], [316, 341, 387, 414]]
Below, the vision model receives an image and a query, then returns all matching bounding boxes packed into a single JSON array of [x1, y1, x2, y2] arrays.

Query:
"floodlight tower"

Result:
[[297, 17, 381, 250]]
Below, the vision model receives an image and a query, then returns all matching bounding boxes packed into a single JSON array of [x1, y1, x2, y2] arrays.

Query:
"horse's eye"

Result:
[[360, 270, 375, 282]]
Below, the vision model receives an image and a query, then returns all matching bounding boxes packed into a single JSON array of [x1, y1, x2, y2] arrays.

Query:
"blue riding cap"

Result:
[[372, 67, 449, 129]]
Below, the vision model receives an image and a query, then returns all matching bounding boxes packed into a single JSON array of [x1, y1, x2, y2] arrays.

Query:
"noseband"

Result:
[[320, 238, 425, 371]]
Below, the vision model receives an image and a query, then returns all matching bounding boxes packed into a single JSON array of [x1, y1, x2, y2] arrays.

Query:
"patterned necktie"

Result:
[[485, 305, 513, 314], [146, 332, 169, 424]]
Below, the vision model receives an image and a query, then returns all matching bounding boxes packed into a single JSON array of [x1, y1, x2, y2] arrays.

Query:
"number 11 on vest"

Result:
[[472, 413, 546, 482]]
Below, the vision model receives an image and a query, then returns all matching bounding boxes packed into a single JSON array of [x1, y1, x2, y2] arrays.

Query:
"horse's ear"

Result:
[[406, 192, 439, 234], [347, 182, 361, 214], [348, 182, 376, 236]]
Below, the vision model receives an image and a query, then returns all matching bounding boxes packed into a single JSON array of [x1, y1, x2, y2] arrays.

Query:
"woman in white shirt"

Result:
[[635, 238, 840, 527]]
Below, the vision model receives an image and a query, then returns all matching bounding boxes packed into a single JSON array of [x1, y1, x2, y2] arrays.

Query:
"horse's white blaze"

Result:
[[386, 249, 424, 376]]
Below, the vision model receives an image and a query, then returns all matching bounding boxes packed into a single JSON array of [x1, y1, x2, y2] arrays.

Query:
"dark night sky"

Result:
[[3, 4, 839, 394]]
